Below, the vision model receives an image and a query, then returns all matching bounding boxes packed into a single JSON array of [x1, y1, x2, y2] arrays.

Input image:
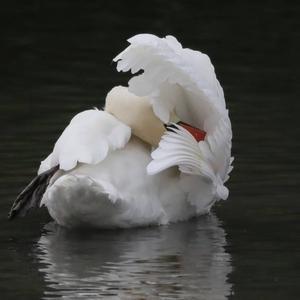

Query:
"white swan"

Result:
[[9, 34, 233, 228]]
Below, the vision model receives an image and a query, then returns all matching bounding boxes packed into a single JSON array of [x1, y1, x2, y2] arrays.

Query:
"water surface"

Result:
[[0, 1, 299, 299]]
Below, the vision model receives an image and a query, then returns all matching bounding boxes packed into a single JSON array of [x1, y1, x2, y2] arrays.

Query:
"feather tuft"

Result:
[[38, 110, 131, 174]]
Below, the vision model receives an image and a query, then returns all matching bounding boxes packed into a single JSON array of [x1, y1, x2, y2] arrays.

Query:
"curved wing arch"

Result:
[[114, 34, 233, 201]]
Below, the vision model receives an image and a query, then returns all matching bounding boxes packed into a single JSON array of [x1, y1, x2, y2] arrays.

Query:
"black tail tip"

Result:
[[8, 211, 15, 220]]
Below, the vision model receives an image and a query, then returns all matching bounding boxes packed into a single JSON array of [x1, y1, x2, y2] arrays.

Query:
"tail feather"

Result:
[[8, 165, 59, 220]]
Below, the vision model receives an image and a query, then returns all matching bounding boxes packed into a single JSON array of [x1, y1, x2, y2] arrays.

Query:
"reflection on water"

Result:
[[36, 215, 231, 299]]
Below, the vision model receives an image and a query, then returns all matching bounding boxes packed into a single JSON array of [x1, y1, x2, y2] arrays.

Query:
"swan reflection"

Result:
[[36, 215, 232, 299]]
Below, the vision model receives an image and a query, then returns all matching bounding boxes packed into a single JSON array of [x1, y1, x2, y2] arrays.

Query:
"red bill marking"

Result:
[[177, 121, 206, 142]]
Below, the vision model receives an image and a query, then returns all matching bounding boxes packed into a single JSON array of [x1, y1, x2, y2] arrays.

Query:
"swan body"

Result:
[[42, 135, 198, 228], [10, 34, 233, 228]]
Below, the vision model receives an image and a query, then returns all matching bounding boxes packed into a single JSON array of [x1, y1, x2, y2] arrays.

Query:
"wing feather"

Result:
[[147, 124, 228, 200], [115, 34, 233, 197], [38, 110, 131, 174]]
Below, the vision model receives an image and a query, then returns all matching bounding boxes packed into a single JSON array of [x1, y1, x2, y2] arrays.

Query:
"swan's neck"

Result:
[[105, 86, 206, 147], [105, 86, 165, 147]]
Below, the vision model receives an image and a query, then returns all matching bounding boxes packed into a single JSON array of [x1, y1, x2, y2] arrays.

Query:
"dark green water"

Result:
[[0, 1, 299, 299]]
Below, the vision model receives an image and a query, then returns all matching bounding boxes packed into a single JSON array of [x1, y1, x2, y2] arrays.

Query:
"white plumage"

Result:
[[34, 34, 233, 228], [38, 110, 131, 174]]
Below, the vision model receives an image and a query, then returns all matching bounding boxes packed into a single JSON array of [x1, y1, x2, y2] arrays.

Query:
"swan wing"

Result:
[[114, 34, 233, 197], [38, 109, 131, 174], [147, 124, 228, 201], [114, 33, 225, 126]]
